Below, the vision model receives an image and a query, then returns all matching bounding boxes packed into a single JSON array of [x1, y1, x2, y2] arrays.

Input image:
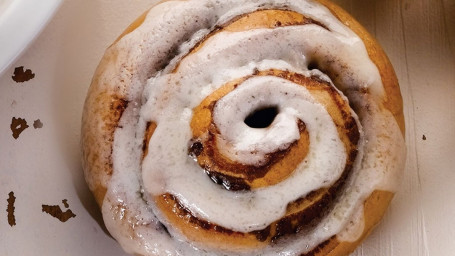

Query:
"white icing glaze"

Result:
[[96, 0, 406, 255]]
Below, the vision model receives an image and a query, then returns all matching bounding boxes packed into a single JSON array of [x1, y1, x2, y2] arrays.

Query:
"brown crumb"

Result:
[[10, 117, 29, 139], [422, 135, 426, 140], [42, 200, 76, 222], [12, 66, 35, 83], [33, 119, 43, 129], [189, 141, 203, 158], [7, 192, 16, 227]]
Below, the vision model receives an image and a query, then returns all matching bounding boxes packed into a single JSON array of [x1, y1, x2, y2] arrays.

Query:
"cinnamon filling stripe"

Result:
[[190, 69, 359, 190], [172, 9, 328, 72], [154, 159, 352, 250]]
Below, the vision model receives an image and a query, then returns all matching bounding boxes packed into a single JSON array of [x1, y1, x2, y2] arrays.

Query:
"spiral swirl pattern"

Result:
[[82, 0, 406, 255]]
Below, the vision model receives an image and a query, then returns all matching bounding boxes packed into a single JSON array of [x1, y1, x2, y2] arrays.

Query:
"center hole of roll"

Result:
[[244, 106, 279, 128]]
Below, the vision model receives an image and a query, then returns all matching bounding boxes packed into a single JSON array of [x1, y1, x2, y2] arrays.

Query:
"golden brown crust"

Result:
[[82, 8, 151, 208], [82, 1, 404, 255], [82, 82, 128, 206]]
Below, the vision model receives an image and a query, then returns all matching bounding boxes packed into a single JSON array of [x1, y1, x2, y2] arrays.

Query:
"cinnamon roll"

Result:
[[81, 0, 406, 255]]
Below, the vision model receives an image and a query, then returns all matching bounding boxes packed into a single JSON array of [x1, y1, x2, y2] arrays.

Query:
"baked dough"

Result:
[[82, 0, 406, 255]]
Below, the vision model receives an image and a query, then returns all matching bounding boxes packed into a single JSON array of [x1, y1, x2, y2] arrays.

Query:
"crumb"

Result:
[[12, 66, 35, 83], [42, 200, 76, 222], [10, 117, 29, 139], [33, 119, 43, 129], [62, 199, 69, 208], [189, 141, 203, 157], [7, 192, 16, 227], [422, 135, 426, 140]]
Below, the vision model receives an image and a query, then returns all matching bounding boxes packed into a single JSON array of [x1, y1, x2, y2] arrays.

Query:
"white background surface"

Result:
[[0, 0, 454, 255]]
